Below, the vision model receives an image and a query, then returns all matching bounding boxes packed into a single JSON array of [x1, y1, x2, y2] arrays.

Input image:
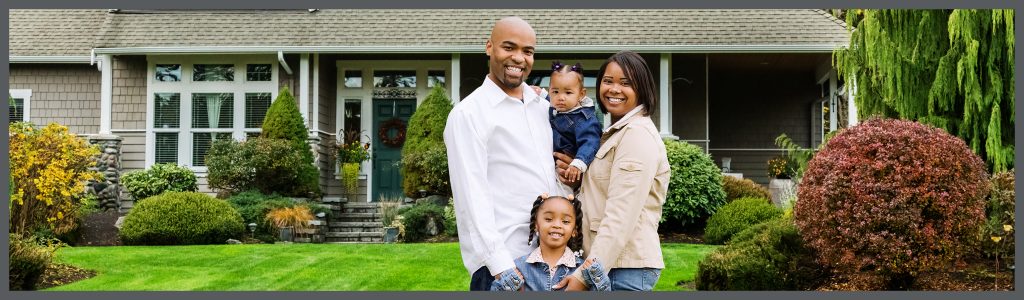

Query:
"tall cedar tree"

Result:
[[261, 86, 314, 164], [401, 85, 453, 197], [835, 9, 1015, 171]]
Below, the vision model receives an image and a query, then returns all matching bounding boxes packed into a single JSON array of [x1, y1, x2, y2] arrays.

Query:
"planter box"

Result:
[[768, 179, 796, 208], [383, 227, 399, 243]]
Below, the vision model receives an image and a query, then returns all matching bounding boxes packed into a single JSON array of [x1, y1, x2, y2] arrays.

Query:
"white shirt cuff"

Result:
[[570, 158, 588, 173], [484, 248, 516, 277]]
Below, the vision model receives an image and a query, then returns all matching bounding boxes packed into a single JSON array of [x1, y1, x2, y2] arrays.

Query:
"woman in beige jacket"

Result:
[[554, 50, 671, 291]]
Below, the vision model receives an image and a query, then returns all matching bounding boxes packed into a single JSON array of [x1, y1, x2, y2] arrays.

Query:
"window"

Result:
[[8, 89, 31, 123], [373, 70, 416, 88], [193, 64, 235, 81], [427, 70, 446, 88], [344, 70, 363, 88], [148, 57, 276, 169]]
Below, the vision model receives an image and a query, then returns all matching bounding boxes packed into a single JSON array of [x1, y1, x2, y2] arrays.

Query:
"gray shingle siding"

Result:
[[111, 55, 148, 130], [8, 64, 101, 134]]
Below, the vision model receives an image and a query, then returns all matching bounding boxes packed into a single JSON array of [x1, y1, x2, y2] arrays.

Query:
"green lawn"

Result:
[[48, 242, 716, 291]]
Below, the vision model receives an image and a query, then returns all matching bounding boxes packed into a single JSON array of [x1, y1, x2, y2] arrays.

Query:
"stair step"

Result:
[[336, 213, 381, 219], [322, 197, 348, 203], [324, 241, 384, 244], [344, 202, 380, 208], [329, 222, 383, 228], [326, 232, 384, 238]]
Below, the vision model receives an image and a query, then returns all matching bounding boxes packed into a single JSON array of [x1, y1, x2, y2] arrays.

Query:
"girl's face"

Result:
[[536, 197, 576, 250], [549, 72, 586, 112], [599, 62, 638, 121]]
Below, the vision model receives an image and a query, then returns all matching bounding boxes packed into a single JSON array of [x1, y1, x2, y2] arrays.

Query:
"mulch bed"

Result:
[[817, 256, 1014, 291], [34, 263, 97, 290]]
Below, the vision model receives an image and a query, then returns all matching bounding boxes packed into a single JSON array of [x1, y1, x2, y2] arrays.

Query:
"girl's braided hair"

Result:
[[527, 194, 584, 252]]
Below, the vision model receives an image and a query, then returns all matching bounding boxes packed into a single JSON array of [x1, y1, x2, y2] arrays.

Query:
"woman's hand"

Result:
[[553, 274, 587, 291]]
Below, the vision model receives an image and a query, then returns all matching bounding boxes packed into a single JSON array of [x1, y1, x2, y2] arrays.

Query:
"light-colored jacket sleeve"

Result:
[[444, 108, 515, 276], [585, 125, 660, 274]]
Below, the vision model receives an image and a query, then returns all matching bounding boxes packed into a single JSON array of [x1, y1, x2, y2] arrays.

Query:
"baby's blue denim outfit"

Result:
[[490, 251, 611, 291], [549, 97, 602, 168]]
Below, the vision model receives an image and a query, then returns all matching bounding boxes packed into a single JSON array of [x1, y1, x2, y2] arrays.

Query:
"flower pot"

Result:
[[383, 226, 399, 243], [768, 179, 796, 208], [279, 227, 294, 242]]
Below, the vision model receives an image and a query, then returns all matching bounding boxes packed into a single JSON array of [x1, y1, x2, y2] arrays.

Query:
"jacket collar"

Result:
[[483, 75, 541, 107]]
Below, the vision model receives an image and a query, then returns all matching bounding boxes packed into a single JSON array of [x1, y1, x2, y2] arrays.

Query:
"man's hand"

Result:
[[553, 152, 582, 189], [553, 274, 587, 291]]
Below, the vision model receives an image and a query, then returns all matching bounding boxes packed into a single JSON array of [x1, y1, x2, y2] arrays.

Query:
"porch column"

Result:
[[848, 76, 858, 126], [451, 53, 461, 104], [312, 53, 319, 134], [659, 53, 678, 140], [300, 53, 311, 131], [99, 54, 113, 135], [829, 70, 838, 132]]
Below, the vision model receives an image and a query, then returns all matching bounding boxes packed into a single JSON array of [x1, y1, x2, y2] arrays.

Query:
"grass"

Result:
[[48, 242, 716, 291]]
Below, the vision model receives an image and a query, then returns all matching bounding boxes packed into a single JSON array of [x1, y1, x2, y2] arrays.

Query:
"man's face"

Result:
[[486, 21, 536, 91]]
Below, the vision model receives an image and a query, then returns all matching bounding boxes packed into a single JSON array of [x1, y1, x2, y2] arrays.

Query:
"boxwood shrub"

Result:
[[703, 197, 781, 245], [121, 163, 198, 201], [696, 218, 825, 291], [397, 202, 446, 242], [722, 176, 770, 202], [120, 192, 244, 245], [663, 140, 727, 228]]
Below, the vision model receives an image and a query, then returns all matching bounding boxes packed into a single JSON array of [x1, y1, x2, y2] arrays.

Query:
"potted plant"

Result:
[[336, 130, 371, 200], [379, 195, 404, 243], [766, 156, 796, 207], [266, 206, 314, 243]]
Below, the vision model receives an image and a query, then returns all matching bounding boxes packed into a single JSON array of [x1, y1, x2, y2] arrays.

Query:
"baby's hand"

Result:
[[566, 166, 582, 182]]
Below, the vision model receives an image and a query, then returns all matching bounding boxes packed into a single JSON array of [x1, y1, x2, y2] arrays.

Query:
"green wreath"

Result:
[[378, 118, 406, 148]]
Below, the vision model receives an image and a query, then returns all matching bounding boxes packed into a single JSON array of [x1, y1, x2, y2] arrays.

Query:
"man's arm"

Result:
[[444, 108, 516, 276]]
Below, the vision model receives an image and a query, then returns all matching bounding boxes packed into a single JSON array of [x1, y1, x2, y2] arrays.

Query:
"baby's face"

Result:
[[549, 73, 585, 112]]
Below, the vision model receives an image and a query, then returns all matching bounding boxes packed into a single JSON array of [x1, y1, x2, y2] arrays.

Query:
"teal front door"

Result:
[[372, 99, 416, 201]]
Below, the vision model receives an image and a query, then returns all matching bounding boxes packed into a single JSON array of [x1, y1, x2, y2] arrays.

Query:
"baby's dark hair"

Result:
[[551, 60, 585, 87], [527, 194, 584, 252]]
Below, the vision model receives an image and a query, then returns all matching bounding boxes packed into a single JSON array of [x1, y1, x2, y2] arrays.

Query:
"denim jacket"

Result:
[[490, 248, 611, 291], [549, 97, 602, 171]]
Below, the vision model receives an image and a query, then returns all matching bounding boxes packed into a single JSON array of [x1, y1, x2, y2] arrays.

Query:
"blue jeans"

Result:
[[470, 267, 495, 291], [608, 268, 661, 291]]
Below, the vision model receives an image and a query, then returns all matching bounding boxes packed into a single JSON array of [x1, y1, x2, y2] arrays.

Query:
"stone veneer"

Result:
[[86, 134, 123, 212]]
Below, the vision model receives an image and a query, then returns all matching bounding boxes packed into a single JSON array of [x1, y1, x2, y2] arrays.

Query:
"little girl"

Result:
[[547, 61, 602, 182], [491, 194, 610, 291]]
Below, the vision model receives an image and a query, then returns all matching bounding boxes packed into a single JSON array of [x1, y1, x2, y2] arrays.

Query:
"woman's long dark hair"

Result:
[[527, 195, 584, 252]]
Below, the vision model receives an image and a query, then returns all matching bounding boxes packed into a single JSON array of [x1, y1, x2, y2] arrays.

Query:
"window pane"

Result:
[[155, 64, 181, 82], [193, 64, 235, 81], [342, 100, 361, 141], [155, 132, 178, 164], [9, 98, 24, 123], [373, 70, 416, 88], [154, 93, 180, 128], [245, 93, 272, 128], [192, 132, 228, 167], [246, 64, 272, 81], [428, 70, 445, 88], [192, 93, 234, 128], [245, 131, 261, 139], [345, 70, 362, 88]]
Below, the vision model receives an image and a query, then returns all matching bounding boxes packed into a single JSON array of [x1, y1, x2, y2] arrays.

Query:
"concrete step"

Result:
[[334, 212, 382, 219], [322, 197, 349, 203], [326, 232, 384, 238], [344, 202, 381, 208], [329, 221, 383, 228], [325, 237, 383, 243]]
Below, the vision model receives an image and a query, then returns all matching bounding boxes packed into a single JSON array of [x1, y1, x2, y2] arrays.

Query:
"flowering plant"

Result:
[[767, 156, 792, 179], [337, 130, 370, 164]]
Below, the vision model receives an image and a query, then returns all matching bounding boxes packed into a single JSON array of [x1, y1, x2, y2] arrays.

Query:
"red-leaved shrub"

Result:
[[794, 118, 988, 285]]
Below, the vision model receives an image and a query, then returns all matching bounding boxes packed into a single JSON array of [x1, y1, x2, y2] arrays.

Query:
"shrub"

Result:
[[206, 137, 320, 198], [227, 191, 295, 243], [121, 163, 198, 201], [266, 206, 314, 241], [704, 197, 782, 245], [980, 169, 1015, 261], [397, 202, 446, 242], [9, 122, 102, 236], [663, 140, 727, 228], [401, 85, 453, 197], [8, 233, 61, 290], [696, 218, 825, 291], [261, 86, 314, 163], [120, 192, 245, 245], [722, 176, 770, 202], [794, 118, 988, 286], [443, 201, 458, 237]]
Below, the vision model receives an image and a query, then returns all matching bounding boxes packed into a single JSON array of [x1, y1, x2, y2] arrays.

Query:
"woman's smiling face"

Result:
[[599, 62, 638, 121]]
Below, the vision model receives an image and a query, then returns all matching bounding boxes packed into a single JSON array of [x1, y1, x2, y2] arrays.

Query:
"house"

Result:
[[8, 9, 852, 209]]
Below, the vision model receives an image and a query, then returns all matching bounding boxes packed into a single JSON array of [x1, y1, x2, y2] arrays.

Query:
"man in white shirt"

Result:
[[444, 16, 564, 290]]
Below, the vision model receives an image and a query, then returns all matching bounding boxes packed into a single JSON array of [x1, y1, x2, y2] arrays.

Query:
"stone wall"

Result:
[[86, 134, 123, 212]]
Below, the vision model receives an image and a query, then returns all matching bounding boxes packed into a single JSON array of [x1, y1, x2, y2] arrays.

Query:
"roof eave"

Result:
[[91, 44, 847, 55], [9, 56, 95, 63]]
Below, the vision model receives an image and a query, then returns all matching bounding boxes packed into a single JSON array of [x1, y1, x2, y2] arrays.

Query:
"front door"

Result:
[[372, 99, 416, 201]]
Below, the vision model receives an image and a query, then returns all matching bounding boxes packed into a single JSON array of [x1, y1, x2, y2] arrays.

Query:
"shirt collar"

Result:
[[484, 75, 541, 107], [524, 247, 578, 268], [604, 104, 646, 133]]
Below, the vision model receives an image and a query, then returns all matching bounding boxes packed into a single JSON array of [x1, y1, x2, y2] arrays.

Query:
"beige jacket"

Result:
[[578, 112, 670, 273]]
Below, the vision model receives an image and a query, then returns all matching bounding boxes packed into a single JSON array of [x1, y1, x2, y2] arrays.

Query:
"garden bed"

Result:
[[817, 256, 1014, 291]]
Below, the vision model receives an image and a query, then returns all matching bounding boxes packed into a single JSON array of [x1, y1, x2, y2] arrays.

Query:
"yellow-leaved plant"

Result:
[[9, 122, 101, 236]]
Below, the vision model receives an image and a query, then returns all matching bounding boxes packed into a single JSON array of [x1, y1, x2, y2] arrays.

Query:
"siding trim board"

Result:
[[91, 44, 842, 55]]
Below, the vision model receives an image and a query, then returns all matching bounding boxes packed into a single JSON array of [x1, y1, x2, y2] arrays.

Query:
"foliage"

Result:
[[704, 197, 782, 245], [980, 169, 1015, 261], [835, 9, 1015, 172], [336, 130, 371, 164], [206, 137, 320, 198], [794, 118, 988, 286], [340, 162, 361, 197], [722, 176, 771, 201], [260, 86, 314, 164], [443, 201, 458, 237], [226, 191, 295, 243], [121, 163, 198, 201], [662, 140, 727, 228], [696, 218, 825, 291], [119, 192, 245, 245], [774, 133, 835, 182], [766, 157, 792, 179], [379, 195, 403, 228], [266, 206, 314, 237], [401, 85, 453, 197], [397, 202, 446, 242], [8, 122, 102, 236], [9, 233, 63, 290]]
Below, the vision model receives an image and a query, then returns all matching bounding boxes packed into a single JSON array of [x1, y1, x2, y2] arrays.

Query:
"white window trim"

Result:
[[9, 89, 32, 122], [146, 55, 278, 173]]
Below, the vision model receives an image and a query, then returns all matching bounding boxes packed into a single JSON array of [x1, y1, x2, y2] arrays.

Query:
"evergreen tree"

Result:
[[835, 9, 1015, 171], [401, 85, 453, 197], [260, 86, 320, 197]]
